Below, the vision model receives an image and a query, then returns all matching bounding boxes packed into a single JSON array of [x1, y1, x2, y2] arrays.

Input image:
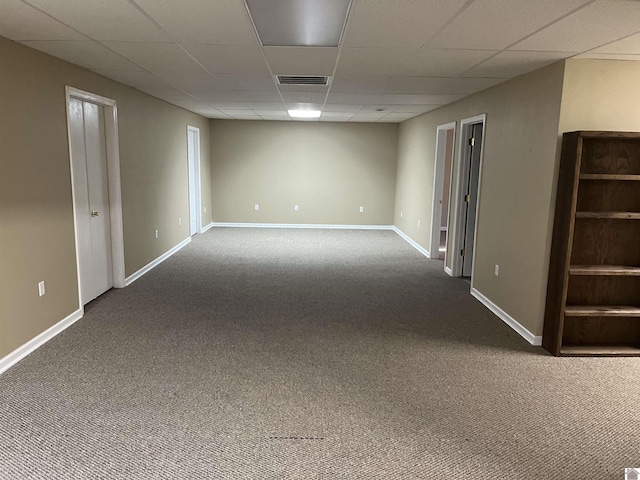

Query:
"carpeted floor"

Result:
[[0, 228, 638, 479]]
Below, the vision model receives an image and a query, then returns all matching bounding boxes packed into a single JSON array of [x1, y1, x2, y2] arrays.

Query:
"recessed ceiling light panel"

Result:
[[245, 0, 352, 47], [288, 109, 322, 119]]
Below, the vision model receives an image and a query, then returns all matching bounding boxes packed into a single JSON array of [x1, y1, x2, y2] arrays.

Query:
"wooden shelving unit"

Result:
[[543, 131, 640, 356]]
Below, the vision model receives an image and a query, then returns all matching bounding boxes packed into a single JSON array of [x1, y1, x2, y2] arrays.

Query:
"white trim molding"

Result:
[[470, 287, 542, 346], [392, 227, 430, 258], [0, 308, 83, 375], [444, 266, 454, 276], [201, 222, 214, 233], [211, 222, 395, 230], [125, 237, 191, 286]]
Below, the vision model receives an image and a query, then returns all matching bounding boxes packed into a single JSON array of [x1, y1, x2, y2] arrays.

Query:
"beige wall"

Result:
[[559, 59, 640, 133], [210, 120, 398, 225], [394, 62, 566, 337], [0, 36, 211, 359]]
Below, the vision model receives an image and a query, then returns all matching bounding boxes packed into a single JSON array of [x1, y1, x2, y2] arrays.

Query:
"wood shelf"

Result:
[[564, 306, 640, 317], [544, 131, 640, 356], [570, 265, 640, 276], [560, 345, 640, 356], [580, 174, 640, 181], [575, 211, 640, 219]]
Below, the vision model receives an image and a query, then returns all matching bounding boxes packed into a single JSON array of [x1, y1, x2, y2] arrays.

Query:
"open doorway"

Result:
[[187, 126, 201, 236], [451, 114, 486, 280], [430, 122, 456, 262]]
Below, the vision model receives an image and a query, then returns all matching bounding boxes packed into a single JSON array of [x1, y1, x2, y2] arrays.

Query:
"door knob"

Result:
[[91, 210, 99, 217]]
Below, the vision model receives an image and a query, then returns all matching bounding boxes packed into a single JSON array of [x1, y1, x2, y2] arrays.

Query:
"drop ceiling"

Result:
[[2, 0, 640, 123]]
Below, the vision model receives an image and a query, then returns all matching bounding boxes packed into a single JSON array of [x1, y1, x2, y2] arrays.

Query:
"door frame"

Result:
[[450, 114, 486, 281], [65, 86, 125, 310], [429, 121, 456, 264], [187, 125, 202, 235]]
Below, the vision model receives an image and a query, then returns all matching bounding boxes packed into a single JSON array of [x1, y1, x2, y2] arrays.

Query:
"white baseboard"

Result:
[[125, 237, 191, 286], [392, 227, 430, 258], [444, 266, 453, 276], [210, 222, 395, 231], [0, 308, 83, 375], [470, 287, 542, 346], [201, 222, 214, 233]]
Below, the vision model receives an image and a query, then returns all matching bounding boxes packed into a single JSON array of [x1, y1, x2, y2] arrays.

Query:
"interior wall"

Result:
[[210, 120, 398, 225], [394, 61, 566, 337], [0, 36, 211, 360], [559, 59, 640, 133]]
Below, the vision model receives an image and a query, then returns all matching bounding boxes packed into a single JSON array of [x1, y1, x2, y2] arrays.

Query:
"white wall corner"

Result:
[[201, 222, 214, 233], [0, 308, 84, 375], [392, 226, 430, 258], [125, 236, 192, 286], [444, 266, 454, 277], [470, 287, 542, 346]]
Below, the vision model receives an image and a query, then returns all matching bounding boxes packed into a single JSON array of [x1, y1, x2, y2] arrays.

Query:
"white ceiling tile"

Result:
[[377, 113, 418, 122], [321, 112, 355, 119], [590, 31, 640, 54], [26, 0, 170, 42], [103, 42, 206, 73], [323, 104, 363, 112], [282, 92, 327, 105], [22, 40, 142, 70], [277, 84, 330, 94], [330, 76, 391, 93], [329, 92, 466, 105], [164, 99, 206, 110], [385, 77, 504, 95], [465, 51, 572, 78], [138, 87, 195, 100], [198, 91, 283, 102], [213, 74, 277, 92], [343, 0, 467, 48], [91, 69, 171, 88], [429, 0, 592, 50], [155, 73, 227, 94], [209, 102, 285, 110], [260, 116, 291, 121], [264, 47, 338, 75], [511, 0, 640, 52], [0, 0, 86, 41], [132, 0, 256, 45], [402, 49, 498, 76], [336, 48, 415, 75], [229, 114, 263, 120], [392, 105, 442, 113], [219, 109, 259, 116], [254, 110, 288, 116], [181, 44, 269, 74], [245, 0, 350, 47]]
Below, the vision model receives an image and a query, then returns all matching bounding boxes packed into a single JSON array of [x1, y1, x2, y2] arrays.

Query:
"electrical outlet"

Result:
[[203, 206, 206, 213], [495, 264, 500, 276], [400, 210, 403, 218], [417, 219, 421, 228], [155, 229, 158, 239], [254, 204, 259, 211], [359, 206, 364, 213], [294, 204, 299, 212], [38, 281, 45, 297], [179, 217, 182, 226]]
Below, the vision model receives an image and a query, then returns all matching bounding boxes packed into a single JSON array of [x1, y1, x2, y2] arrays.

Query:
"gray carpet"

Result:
[[0, 228, 638, 479]]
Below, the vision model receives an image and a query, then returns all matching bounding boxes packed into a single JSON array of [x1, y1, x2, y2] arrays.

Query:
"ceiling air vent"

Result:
[[277, 76, 330, 86]]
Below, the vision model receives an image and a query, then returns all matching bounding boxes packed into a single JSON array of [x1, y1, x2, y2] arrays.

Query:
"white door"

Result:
[[69, 98, 113, 304], [187, 127, 200, 236]]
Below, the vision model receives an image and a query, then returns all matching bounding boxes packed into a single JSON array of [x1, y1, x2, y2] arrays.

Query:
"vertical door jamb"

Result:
[[187, 125, 202, 235], [430, 121, 456, 264], [451, 114, 487, 282]]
